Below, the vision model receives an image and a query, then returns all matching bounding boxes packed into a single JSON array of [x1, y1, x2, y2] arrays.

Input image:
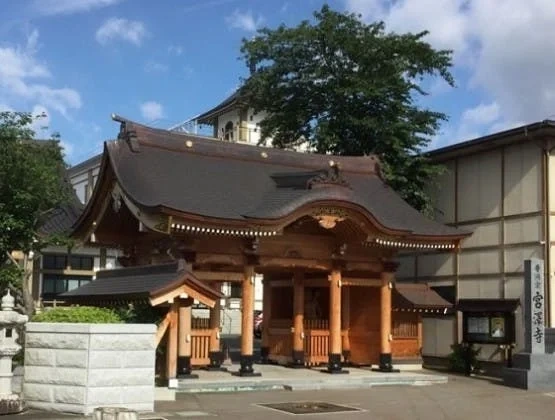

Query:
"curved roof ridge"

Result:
[[112, 115, 383, 176]]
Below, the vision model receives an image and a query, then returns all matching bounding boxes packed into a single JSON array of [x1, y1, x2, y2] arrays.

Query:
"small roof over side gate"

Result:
[[61, 260, 225, 307], [393, 283, 453, 313]]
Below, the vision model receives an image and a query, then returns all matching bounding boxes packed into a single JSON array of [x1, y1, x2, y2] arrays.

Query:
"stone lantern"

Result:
[[0, 290, 28, 414]]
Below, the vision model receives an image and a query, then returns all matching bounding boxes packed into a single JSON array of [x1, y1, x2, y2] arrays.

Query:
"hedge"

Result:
[[32, 306, 123, 324]]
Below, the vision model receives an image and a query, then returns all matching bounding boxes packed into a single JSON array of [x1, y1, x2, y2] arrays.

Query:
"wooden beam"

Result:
[[194, 271, 243, 282], [342, 277, 381, 287], [258, 257, 332, 271], [166, 301, 179, 379], [155, 311, 172, 347]]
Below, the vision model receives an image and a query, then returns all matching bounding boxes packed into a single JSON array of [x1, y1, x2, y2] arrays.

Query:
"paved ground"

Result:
[[7, 374, 555, 419]]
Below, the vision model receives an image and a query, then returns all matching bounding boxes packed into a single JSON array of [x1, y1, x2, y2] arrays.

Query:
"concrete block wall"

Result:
[[23, 323, 156, 415]]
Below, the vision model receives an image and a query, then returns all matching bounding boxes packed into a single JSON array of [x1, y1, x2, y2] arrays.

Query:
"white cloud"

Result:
[[96, 18, 147, 46], [344, 0, 555, 145], [144, 61, 168, 73], [32, 0, 122, 15], [29, 104, 50, 134], [226, 10, 264, 32], [168, 45, 183, 56], [461, 102, 500, 126], [140, 101, 164, 121], [0, 29, 81, 117]]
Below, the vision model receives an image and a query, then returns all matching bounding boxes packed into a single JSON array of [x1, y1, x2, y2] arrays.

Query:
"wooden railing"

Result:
[[268, 328, 292, 364], [304, 329, 329, 365], [191, 328, 211, 366]]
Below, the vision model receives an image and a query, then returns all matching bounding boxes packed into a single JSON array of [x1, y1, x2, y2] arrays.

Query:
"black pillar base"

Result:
[[372, 353, 400, 373], [205, 351, 227, 372], [259, 346, 270, 364], [322, 353, 349, 374], [177, 356, 199, 379], [233, 355, 262, 377], [288, 350, 306, 369]]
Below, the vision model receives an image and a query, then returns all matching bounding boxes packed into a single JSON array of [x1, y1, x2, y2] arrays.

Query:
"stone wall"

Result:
[[23, 323, 156, 415]]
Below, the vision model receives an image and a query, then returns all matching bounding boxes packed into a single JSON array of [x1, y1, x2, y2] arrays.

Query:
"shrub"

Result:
[[32, 306, 123, 324], [448, 343, 481, 373]]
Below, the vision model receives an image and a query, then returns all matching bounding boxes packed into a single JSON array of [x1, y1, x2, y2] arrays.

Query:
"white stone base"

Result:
[[23, 323, 156, 415]]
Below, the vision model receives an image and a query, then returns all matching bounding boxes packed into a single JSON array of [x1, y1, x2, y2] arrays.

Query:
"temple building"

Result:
[[61, 116, 468, 380]]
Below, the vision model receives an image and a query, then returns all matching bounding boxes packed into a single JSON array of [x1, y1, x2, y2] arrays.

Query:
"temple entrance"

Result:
[[349, 286, 380, 365]]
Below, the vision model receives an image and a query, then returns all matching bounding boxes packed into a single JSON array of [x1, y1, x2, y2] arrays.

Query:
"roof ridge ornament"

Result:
[[117, 120, 140, 153], [307, 160, 350, 189]]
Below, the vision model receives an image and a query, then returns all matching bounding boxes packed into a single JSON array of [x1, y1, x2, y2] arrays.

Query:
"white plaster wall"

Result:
[[23, 323, 156, 415], [422, 316, 455, 357], [504, 143, 541, 216]]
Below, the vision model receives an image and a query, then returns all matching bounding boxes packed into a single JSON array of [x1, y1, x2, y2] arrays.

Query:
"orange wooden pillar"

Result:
[[378, 266, 398, 372], [177, 297, 198, 379], [166, 301, 179, 381], [260, 277, 271, 363], [326, 269, 348, 373], [291, 270, 305, 367], [237, 265, 261, 376], [208, 282, 225, 370], [341, 285, 351, 364]]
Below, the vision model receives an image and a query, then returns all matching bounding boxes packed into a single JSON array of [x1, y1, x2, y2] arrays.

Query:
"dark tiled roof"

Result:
[[100, 118, 468, 239], [457, 299, 520, 313], [38, 173, 84, 236], [393, 283, 453, 310], [196, 91, 240, 124], [61, 261, 224, 304]]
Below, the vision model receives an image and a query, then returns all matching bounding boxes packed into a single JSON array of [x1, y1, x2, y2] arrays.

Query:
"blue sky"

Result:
[[2, 0, 555, 165]]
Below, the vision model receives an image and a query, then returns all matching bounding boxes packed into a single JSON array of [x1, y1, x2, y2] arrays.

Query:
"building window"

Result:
[[229, 282, 242, 298], [42, 274, 92, 299], [224, 121, 234, 141], [43, 254, 93, 271]]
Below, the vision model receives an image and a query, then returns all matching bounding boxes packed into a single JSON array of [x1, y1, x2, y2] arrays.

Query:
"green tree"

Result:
[[0, 111, 70, 313], [239, 5, 453, 213]]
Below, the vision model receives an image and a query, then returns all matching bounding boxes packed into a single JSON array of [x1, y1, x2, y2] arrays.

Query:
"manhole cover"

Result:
[[259, 401, 361, 415]]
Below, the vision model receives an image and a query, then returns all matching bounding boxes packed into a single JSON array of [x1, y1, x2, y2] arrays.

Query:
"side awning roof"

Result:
[[61, 260, 224, 308], [393, 283, 453, 313], [457, 299, 520, 313]]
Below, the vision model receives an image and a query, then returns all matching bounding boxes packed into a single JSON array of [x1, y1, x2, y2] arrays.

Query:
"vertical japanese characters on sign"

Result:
[[524, 259, 545, 354]]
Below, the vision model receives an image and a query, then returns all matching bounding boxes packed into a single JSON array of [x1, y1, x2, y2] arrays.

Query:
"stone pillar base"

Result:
[[233, 355, 261, 377], [289, 350, 305, 369], [177, 356, 198, 379], [322, 353, 348, 374], [372, 353, 399, 373]]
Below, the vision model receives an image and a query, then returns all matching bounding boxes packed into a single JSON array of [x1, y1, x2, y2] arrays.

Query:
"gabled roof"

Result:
[[428, 120, 555, 162], [61, 260, 225, 307], [196, 91, 241, 124], [72, 117, 469, 244]]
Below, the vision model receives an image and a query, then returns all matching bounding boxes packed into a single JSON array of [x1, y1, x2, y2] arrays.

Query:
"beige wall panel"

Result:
[[459, 250, 500, 275], [425, 279, 455, 287], [422, 316, 455, 357], [417, 253, 453, 278], [549, 154, 555, 210], [478, 278, 502, 298], [504, 143, 541, 216], [430, 161, 456, 224], [504, 215, 542, 244], [457, 151, 502, 222], [396, 255, 416, 279], [458, 278, 480, 298], [504, 277, 524, 299], [460, 221, 501, 249], [504, 246, 542, 273], [550, 215, 555, 244]]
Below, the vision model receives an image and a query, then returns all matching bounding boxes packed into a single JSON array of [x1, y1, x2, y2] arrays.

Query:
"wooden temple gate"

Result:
[[62, 117, 468, 380]]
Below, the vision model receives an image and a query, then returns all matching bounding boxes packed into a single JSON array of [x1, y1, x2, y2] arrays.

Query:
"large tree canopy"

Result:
[[239, 5, 453, 213], [0, 111, 70, 306]]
